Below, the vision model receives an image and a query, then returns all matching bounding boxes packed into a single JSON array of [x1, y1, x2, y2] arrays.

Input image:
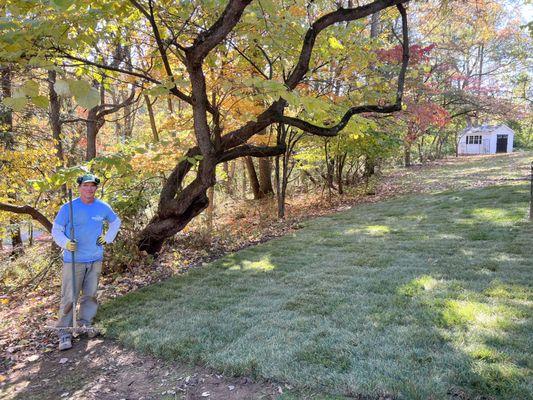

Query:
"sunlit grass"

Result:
[[99, 154, 532, 399]]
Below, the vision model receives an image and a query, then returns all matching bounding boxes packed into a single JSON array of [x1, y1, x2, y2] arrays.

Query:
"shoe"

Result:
[[58, 335, 72, 351], [86, 326, 100, 338], [78, 322, 99, 338]]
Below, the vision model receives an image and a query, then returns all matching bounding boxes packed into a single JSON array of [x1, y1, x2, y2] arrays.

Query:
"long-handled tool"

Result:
[[68, 189, 78, 334]]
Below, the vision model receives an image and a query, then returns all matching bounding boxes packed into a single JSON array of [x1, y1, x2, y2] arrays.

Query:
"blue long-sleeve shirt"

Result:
[[52, 198, 121, 263]]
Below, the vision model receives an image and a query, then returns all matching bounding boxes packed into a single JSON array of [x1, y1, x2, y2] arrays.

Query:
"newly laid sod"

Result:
[[99, 163, 532, 399]]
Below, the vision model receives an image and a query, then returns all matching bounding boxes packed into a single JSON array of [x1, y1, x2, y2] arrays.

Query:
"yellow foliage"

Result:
[[288, 5, 306, 17]]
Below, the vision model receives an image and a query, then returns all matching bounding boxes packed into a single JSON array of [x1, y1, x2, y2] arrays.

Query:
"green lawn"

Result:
[[99, 156, 532, 400]]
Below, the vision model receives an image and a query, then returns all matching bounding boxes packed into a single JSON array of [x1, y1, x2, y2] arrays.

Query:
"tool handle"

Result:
[[68, 189, 77, 329]]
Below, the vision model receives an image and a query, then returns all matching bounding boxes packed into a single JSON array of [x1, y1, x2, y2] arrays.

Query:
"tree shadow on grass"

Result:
[[97, 184, 531, 399]]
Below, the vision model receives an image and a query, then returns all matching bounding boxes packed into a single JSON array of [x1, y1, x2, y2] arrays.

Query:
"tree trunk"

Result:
[[167, 97, 173, 113], [138, 191, 210, 254], [245, 156, 263, 199], [10, 222, 23, 253], [205, 185, 214, 240], [335, 153, 347, 195], [370, 11, 381, 38], [86, 105, 105, 161], [275, 155, 284, 218], [223, 161, 234, 195], [28, 221, 34, 247], [323, 140, 336, 192], [145, 95, 159, 142], [86, 116, 99, 161], [242, 158, 247, 197], [258, 157, 273, 196], [0, 67, 14, 149], [137, 156, 215, 254], [404, 143, 411, 167], [123, 99, 134, 139], [1, 67, 23, 256], [418, 136, 425, 164], [48, 70, 64, 163], [455, 130, 459, 157]]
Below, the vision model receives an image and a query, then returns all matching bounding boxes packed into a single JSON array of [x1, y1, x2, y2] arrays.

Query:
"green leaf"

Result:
[[22, 80, 40, 97], [144, 85, 169, 96], [51, 0, 75, 10], [75, 87, 100, 109], [69, 80, 91, 98], [2, 97, 27, 112], [54, 79, 70, 96], [32, 95, 49, 108], [28, 180, 47, 191], [259, 0, 276, 15]]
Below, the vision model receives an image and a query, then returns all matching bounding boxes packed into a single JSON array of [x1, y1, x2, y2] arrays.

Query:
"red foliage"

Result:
[[404, 101, 450, 142], [376, 44, 436, 65]]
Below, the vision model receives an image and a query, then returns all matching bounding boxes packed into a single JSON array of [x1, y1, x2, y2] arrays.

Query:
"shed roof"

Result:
[[460, 123, 513, 137]]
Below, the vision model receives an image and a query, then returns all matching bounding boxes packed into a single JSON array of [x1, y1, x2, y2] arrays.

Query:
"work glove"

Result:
[[96, 235, 106, 246], [65, 240, 77, 252]]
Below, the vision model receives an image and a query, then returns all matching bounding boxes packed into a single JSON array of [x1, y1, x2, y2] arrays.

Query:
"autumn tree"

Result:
[[2, 0, 411, 254]]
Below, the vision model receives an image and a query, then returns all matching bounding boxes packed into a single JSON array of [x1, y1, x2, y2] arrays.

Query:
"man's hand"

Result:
[[96, 236, 106, 246], [65, 240, 77, 252]]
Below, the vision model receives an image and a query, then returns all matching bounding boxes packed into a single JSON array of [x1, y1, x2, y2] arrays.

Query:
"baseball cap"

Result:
[[77, 174, 100, 185]]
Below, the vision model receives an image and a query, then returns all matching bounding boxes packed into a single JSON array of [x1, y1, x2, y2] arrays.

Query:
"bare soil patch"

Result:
[[2, 337, 280, 400]]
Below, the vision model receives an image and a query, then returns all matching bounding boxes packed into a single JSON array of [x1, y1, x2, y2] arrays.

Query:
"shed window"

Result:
[[466, 135, 482, 144]]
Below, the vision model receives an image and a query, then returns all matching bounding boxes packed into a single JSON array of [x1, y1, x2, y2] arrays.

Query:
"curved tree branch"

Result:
[[286, 0, 409, 89], [219, 0, 409, 151], [0, 203, 52, 232], [278, 3, 409, 137], [217, 143, 286, 163], [97, 86, 138, 119], [188, 0, 253, 63]]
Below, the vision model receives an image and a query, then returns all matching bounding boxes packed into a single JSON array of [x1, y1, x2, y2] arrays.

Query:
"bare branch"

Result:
[[0, 203, 52, 232], [97, 87, 138, 119], [57, 49, 159, 84], [57, 50, 198, 108]]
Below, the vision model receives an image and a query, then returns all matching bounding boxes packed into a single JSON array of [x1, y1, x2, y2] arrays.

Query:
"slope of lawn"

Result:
[[99, 155, 532, 400]]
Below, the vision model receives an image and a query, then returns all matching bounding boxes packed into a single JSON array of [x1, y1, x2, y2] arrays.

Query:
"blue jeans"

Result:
[[56, 261, 102, 337]]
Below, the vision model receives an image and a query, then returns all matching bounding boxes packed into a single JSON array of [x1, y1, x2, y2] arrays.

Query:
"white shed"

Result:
[[458, 124, 514, 155]]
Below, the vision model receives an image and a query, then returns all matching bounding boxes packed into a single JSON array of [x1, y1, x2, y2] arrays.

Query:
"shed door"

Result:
[[496, 135, 508, 153]]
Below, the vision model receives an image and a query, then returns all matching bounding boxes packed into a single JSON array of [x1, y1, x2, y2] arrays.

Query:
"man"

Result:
[[52, 174, 121, 351]]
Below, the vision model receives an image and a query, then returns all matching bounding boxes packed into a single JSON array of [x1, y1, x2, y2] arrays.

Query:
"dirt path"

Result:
[[1, 337, 280, 400]]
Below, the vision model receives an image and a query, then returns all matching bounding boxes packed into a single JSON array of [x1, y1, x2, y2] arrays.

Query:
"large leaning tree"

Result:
[[3, 0, 410, 254]]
